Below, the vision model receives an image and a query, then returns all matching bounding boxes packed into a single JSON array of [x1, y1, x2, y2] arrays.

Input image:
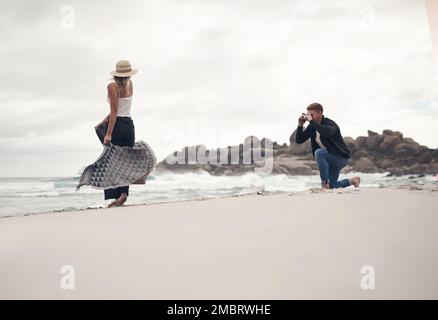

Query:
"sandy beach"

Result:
[[1, 186, 438, 299]]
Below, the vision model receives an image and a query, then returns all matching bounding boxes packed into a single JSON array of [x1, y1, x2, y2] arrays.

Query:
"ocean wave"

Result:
[[0, 172, 435, 218]]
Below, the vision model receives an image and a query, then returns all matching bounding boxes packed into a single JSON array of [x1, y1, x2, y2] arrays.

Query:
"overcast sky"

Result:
[[0, 0, 437, 177]]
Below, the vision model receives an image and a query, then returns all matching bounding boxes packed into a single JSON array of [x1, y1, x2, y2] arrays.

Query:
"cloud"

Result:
[[0, 0, 437, 177]]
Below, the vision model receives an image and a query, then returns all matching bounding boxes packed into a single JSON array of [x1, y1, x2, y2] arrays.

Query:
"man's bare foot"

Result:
[[321, 181, 330, 189], [349, 176, 361, 188]]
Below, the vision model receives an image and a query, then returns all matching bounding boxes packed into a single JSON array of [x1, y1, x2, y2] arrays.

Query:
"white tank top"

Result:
[[117, 96, 132, 117], [107, 80, 133, 117]]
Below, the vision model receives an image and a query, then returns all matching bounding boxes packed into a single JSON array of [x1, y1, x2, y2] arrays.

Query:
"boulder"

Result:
[[380, 159, 393, 169], [289, 128, 311, 155], [393, 131, 403, 139], [433, 149, 438, 161], [431, 161, 438, 173], [344, 137, 358, 154], [365, 134, 384, 150], [393, 143, 421, 156], [379, 134, 402, 153], [274, 165, 313, 175], [408, 163, 422, 173], [355, 136, 367, 148], [402, 137, 418, 145], [418, 152, 433, 164], [353, 157, 378, 173]]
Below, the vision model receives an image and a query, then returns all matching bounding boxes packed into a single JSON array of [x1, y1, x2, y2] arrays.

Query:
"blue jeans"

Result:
[[314, 148, 351, 189]]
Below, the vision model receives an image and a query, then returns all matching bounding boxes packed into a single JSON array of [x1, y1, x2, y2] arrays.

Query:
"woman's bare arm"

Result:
[[94, 114, 109, 128], [104, 83, 119, 144]]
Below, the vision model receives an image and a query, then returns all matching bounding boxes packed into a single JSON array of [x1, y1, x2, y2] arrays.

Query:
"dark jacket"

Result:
[[295, 115, 351, 159]]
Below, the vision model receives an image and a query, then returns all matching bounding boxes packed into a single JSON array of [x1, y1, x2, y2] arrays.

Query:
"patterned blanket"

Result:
[[76, 140, 156, 191]]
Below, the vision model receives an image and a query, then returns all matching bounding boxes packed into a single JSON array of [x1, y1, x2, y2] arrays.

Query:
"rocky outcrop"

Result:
[[156, 129, 438, 176], [156, 135, 318, 176], [345, 129, 438, 176]]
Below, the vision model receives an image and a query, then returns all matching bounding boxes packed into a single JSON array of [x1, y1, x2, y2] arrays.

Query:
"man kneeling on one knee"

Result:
[[295, 103, 360, 189]]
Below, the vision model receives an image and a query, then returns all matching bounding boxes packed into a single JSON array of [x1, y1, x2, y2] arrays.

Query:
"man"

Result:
[[295, 102, 360, 189]]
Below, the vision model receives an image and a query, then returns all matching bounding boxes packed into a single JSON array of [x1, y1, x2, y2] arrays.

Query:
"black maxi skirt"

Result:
[[104, 116, 135, 200]]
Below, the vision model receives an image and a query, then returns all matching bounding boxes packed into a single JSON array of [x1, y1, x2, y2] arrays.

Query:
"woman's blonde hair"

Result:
[[112, 76, 131, 96]]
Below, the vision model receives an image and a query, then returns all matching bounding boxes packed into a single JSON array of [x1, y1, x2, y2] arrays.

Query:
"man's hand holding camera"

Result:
[[298, 113, 313, 127]]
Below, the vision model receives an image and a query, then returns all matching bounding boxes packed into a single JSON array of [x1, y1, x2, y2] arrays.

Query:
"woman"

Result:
[[95, 60, 137, 207]]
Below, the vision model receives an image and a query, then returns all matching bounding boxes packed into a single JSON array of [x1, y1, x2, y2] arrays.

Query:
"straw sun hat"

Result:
[[110, 60, 138, 77]]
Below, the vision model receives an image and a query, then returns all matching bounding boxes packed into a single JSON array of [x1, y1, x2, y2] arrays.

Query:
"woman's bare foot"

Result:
[[116, 193, 128, 206], [321, 181, 330, 189], [108, 199, 119, 208], [107, 193, 128, 208], [349, 176, 361, 188]]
